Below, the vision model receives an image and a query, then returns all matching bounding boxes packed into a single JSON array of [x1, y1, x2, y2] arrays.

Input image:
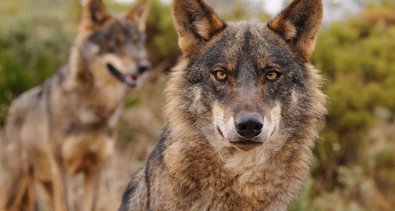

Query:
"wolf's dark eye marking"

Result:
[[107, 36, 125, 49], [266, 70, 282, 81], [212, 66, 227, 81], [131, 34, 140, 44]]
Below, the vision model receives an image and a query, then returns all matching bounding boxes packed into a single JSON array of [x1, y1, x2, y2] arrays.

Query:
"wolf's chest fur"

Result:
[[62, 130, 114, 175], [55, 84, 123, 175], [27, 68, 123, 178], [143, 133, 311, 211]]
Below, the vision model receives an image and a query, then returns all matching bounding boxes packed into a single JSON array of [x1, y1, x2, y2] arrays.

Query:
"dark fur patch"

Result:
[[88, 20, 145, 55], [119, 128, 168, 211], [118, 180, 138, 211], [144, 127, 168, 210], [36, 87, 44, 99]]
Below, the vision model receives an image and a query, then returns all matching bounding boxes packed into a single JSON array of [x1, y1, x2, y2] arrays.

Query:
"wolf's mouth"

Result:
[[217, 127, 224, 137], [217, 127, 263, 151], [107, 63, 138, 88], [230, 140, 263, 151]]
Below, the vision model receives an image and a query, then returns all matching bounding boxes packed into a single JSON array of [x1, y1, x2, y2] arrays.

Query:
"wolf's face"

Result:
[[205, 23, 301, 151], [170, 0, 324, 152], [76, 0, 150, 88]]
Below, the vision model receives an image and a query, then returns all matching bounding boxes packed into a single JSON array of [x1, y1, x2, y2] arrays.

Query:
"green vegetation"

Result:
[[292, 6, 395, 210], [0, 0, 74, 124], [0, 0, 394, 210]]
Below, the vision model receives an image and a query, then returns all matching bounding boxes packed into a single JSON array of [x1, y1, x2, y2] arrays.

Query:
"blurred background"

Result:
[[0, 0, 394, 210]]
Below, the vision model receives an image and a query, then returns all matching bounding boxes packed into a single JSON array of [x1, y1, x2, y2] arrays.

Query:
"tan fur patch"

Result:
[[194, 19, 211, 39], [177, 32, 197, 56], [269, 19, 297, 41]]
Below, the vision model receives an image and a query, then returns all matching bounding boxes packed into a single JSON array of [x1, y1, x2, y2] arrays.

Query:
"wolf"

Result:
[[0, 0, 149, 211], [119, 0, 326, 210]]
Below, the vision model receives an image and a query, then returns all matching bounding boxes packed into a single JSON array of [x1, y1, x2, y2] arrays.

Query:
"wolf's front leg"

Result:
[[49, 156, 70, 211], [81, 170, 101, 211]]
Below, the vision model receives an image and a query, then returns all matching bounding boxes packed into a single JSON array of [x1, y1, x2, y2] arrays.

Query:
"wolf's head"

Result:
[[72, 0, 150, 88], [167, 0, 326, 153]]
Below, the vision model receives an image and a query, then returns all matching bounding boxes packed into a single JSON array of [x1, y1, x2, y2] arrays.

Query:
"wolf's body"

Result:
[[0, 1, 149, 211], [119, 0, 326, 210]]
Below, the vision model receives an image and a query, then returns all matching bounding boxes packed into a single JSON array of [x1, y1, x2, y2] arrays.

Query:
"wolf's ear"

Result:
[[125, 0, 150, 32], [81, 0, 109, 28], [173, 0, 226, 56], [268, 0, 323, 61]]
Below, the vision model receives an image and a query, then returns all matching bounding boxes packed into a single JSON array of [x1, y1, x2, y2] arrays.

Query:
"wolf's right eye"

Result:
[[215, 71, 227, 81], [212, 67, 227, 81]]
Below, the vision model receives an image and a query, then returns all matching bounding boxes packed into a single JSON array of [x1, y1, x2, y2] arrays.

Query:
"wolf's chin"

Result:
[[230, 141, 264, 151]]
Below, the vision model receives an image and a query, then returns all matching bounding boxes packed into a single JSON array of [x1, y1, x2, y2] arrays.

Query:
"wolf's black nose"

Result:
[[138, 59, 151, 74], [235, 113, 263, 139]]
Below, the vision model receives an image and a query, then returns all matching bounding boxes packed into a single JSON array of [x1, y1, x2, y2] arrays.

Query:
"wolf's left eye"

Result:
[[266, 70, 282, 81], [108, 37, 124, 49], [215, 71, 227, 81]]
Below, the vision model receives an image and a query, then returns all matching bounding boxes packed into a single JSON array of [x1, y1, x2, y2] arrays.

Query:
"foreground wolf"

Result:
[[119, 0, 326, 210], [0, 0, 149, 211]]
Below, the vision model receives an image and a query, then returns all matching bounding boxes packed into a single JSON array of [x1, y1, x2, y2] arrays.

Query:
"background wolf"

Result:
[[0, 0, 149, 211], [119, 0, 326, 210]]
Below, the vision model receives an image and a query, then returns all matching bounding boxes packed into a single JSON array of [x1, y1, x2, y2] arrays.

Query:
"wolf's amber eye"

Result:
[[266, 70, 282, 81], [213, 69, 227, 81], [108, 36, 124, 49]]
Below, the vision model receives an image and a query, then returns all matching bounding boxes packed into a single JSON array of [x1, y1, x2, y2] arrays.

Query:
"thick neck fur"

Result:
[[161, 60, 326, 210]]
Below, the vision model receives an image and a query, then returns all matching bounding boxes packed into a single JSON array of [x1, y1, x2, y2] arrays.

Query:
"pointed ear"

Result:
[[268, 0, 323, 61], [125, 0, 150, 32], [173, 0, 226, 56], [81, 0, 109, 28]]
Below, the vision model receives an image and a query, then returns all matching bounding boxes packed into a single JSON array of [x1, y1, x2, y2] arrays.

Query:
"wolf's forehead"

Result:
[[206, 22, 292, 63], [88, 19, 141, 42], [227, 22, 267, 37]]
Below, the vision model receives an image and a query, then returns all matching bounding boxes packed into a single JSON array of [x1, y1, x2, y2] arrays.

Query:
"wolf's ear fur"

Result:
[[173, 0, 226, 56], [125, 0, 150, 32], [81, 0, 109, 28], [268, 0, 323, 61]]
